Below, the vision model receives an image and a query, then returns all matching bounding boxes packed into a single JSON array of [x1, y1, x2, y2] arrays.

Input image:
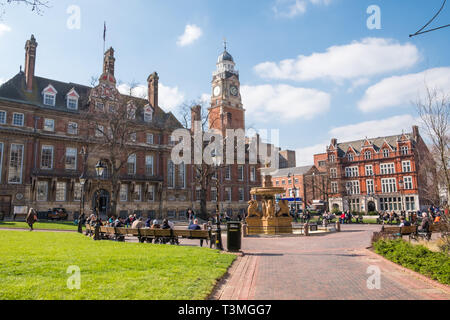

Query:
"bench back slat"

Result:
[[115, 228, 128, 235], [140, 229, 156, 237], [189, 230, 210, 238], [153, 229, 172, 237]]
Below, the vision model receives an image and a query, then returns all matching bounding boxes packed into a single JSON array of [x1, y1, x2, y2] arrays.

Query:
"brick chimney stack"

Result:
[[412, 125, 420, 141], [147, 72, 159, 108], [191, 105, 202, 131], [103, 47, 115, 76], [24, 35, 38, 92]]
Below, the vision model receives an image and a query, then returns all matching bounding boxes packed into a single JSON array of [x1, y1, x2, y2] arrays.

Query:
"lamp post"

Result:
[[399, 179, 405, 214], [212, 154, 224, 251], [288, 173, 298, 222], [77, 172, 87, 234], [93, 160, 106, 241]]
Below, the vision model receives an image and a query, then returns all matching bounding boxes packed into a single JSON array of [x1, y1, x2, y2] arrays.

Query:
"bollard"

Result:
[[304, 223, 309, 236], [336, 220, 341, 232], [242, 224, 248, 238]]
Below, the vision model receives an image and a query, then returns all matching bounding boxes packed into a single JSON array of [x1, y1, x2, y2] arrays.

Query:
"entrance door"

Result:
[[368, 201, 376, 212], [0, 196, 11, 217], [93, 190, 110, 217]]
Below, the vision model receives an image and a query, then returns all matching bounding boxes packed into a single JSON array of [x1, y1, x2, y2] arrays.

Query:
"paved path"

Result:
[[213, 225, 450, 300]]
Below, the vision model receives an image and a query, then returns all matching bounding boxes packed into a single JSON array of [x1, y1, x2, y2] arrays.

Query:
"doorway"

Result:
[[93, 189, 110, 217], [368, 201, 376, 212]]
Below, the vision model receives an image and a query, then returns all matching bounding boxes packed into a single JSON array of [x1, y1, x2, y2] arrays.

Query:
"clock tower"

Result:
[[209, 42, 245, 133]]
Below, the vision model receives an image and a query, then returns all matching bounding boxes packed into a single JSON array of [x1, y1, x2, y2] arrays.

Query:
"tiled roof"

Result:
[[332, 134, 413, 157], [0, 72, 181, 130], [269, 166, 315, 178]]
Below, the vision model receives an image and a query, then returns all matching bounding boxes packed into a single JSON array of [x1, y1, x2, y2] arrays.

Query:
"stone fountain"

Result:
[[246, 168, 293, 235]]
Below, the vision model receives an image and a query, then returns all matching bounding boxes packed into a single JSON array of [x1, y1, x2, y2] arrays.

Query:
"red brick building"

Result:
[[0, 35, 185, 220], [314, 126, 434, 213], [271, 166, 325, 211]]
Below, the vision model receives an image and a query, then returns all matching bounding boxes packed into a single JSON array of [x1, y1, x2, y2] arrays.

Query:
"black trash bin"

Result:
[[227, 222, 242, 252]]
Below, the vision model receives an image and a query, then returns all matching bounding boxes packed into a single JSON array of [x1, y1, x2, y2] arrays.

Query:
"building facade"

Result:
[[0, 35, 186, 220], [314, 126, 434, 213]]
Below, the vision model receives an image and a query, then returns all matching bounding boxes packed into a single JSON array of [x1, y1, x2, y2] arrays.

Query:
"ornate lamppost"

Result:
[[77, 172, 87, 234], [93, 160, 106, 241], [288, 173, 298, 222], [212, 154, 224, 251]]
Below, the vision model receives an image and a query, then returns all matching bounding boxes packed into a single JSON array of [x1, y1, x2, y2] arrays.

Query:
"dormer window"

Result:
[[347, 153, 354, 161], [144, 105, 154, 123], [383, 149, 390, 158], [66, 88, 79, 110], [42, 84, 57, 106]]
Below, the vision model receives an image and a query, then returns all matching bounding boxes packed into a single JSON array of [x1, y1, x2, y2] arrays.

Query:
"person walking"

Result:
[[26, 208, 38, 231]]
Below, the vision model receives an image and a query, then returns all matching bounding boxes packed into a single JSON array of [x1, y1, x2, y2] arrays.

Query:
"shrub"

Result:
[[374, 239, 450, 285]]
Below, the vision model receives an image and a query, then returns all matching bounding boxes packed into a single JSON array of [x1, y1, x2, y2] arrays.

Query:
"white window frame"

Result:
[[12, 113, 24, 127], [41, 145, 54, 170], [0, 111, 6, 124], [168, 160, 175, 189], [365, 165, 373, 176], [73, 182, 82, 202], [225, 165, 231, 180], [68, 122, 78, 135], [238, 165, 244, 181], [55, 182, 67, 202], [239, 187, 245, 202], [381, 178, 397, 193], [8, 144, 24, 184], [134, 184, 142, 202], [65, 147, 77, 170], [146, 133, 154, 145], [345, 166, 359, 178], [67, 97, 78, 110], [331, 182, 338, 193], [364, 151, 372, 160], [128, 154, 136, 175], [330, 168, 337, 178], [44, 118, 55, 132], [382, 149, 390, 158], [402, 161, 411, 173], [178, 162, 186, 189], [250, 166, 256, 182], [145, 155, 154, 176], [37, 181, 48, 202], [380, 163, 395, 175], [43, 93, 56, 106], [225, 187, 232, 202], [120, 184, 128, 202], [366, 179, 374, 194], [401, 146, 409, 155], [403, 176, 413, 190]]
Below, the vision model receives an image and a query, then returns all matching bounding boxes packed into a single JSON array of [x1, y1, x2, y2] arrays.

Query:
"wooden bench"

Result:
[[84, 225, 215, 247]]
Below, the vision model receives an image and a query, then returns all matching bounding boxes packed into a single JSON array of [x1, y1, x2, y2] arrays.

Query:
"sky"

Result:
[[0, 0, 449, 166]]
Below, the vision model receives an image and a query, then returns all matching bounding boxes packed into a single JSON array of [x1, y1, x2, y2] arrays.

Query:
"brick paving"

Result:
[[213, 225, 450, 300]]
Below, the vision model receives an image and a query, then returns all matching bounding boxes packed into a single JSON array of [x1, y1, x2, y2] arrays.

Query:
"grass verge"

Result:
[[0, 230, 235, 300], [373, 239, 450, 285], [0, 221, 78, 231]]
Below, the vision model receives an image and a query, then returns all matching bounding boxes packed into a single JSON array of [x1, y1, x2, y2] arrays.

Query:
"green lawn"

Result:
[[0, 231, 235, 300], [0, 220, 78, 231]]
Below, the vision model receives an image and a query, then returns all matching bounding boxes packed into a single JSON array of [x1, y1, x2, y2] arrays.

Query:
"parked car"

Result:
[[48, 208, 68, 221]]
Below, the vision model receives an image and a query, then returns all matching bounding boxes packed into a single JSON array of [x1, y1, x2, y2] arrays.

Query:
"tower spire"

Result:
[[223, 37, 227, 51]]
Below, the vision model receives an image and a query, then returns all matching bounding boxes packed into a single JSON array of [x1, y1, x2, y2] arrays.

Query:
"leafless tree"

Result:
[[177, 99, 223, 220], [416, 86, 450, 208], [0, 0, 49, 17], [79, 82, 152, 218]]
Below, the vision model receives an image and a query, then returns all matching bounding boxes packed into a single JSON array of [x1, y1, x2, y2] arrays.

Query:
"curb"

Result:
[[0, 227, 78, 233], [364, 247, 450, 295], [207, 252, 245, 300]]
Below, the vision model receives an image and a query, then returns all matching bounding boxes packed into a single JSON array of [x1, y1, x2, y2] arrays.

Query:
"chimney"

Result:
[[24, 35, 38, 92], [103, 47, 115, 76], [147, 72, 159, 108], [191, 105, 201, 130], [331, 138, 337, 146], [412, 125, 419, 140]]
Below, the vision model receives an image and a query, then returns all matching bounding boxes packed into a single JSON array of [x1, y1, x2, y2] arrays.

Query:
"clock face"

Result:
[[230, 86, 239, 96], [213, 86, 221, 97]]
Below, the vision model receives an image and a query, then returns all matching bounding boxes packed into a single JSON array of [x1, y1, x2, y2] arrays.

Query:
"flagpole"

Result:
[[103, 21, 106, 55]]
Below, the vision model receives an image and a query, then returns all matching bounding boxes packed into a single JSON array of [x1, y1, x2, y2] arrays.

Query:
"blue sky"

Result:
[[0, 0, 449, 165]]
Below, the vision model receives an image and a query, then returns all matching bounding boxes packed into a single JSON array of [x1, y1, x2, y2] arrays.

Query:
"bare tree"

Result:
[[1, 0, 49, 16], [177, 99, 223, 220], [80, 82, 152, 218], [416, 86, 450, 208]]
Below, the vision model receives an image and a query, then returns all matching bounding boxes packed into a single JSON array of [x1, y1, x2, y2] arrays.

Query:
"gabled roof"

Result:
[[270, 165, 316, 178], [333, 134, 413, 158], [0, 72, 182, 130]]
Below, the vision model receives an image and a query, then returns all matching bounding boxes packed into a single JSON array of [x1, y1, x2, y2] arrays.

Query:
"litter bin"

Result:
[[227, 222, 242, 252]]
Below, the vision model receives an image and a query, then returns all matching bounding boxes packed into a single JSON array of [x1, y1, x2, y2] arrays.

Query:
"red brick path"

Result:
[[212, 225, 450, 300]]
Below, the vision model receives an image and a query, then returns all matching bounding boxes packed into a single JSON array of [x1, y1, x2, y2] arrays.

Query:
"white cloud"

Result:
[[358, 67, 450, 112], [295, 114, 421, 165], [296, 142, 328, 166], [0, 24, 12, 36], [254, 38, 419, 82], [177, 24, 203, 47], [200, 93, 211, 105], [0, 78, 6, 86], [118, 83, 185, 113], [273, 0, 332, 18], [241, 84, 330, 123]]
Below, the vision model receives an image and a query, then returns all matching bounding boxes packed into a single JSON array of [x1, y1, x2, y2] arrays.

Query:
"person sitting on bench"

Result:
[[419, 213, 431, 233], [189, 219, 204, 247], [399, 217, 411, 227]]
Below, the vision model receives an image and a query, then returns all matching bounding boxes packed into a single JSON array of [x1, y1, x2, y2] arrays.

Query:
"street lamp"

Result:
[[77, 171, 87, 234], [288, 173, 298, 222], [212, 153, 224, 251], [399, 179, 405, 213], [93, 160, 106, 241]]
